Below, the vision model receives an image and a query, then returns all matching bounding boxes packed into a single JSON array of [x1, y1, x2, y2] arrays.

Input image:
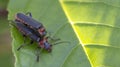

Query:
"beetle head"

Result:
[[45, 43, 52, 52], [39, 37, 52, 52]]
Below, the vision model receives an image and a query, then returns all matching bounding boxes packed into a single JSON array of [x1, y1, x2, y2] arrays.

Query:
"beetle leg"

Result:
[[35, 47, 43, 62], [30, 40, 34, 44], [17, 35, 27, 51], [17, 40, 34, 51], [26, 12, 32, 17], [36, 47, 40, 62], [17, 38, 34, 51], [17, 44, 26, 51]]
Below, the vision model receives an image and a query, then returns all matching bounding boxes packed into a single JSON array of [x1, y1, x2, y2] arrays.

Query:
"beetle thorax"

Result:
[[38, 27, 46, 36]]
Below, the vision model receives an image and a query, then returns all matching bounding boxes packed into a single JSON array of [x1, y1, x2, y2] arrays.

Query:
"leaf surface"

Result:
[[8, 0, 90, 67], [60, 0, 120, 67]]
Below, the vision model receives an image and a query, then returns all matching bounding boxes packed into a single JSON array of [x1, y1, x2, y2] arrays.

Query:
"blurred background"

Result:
[[0, 0, 14, 67]]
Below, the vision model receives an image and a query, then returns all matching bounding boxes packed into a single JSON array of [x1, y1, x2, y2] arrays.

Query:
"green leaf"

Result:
[[60, 0, 120, 67], [8, 0, 90, 67]]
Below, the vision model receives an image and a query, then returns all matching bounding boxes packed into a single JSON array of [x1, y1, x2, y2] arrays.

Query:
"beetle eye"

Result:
[[43, 31, 46, 35]]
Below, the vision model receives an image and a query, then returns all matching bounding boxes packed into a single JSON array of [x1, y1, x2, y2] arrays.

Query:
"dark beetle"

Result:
[[10, 12, 69, 62], [15, 13, 47, 37], [12, 21, 52, 62]]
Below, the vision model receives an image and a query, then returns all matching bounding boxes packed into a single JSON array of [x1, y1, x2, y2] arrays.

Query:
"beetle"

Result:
[[11, 21, 52, 62], [10, 12, 70, 62], [15, 12, 47, 38]]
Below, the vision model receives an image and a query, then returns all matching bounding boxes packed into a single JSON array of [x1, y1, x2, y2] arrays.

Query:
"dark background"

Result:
[[0, 0, 14, 67]]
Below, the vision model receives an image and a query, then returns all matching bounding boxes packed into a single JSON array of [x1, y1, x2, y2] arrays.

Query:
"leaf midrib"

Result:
[[84, 44, 120, 49]]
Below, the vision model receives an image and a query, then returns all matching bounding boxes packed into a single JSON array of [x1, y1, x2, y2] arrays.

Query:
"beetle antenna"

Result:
[[52, 41, 70, 45]]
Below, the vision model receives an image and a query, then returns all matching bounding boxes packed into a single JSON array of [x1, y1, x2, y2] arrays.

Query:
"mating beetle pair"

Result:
[[15, 13, 47, 37], [11, 12, 63, 62]]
